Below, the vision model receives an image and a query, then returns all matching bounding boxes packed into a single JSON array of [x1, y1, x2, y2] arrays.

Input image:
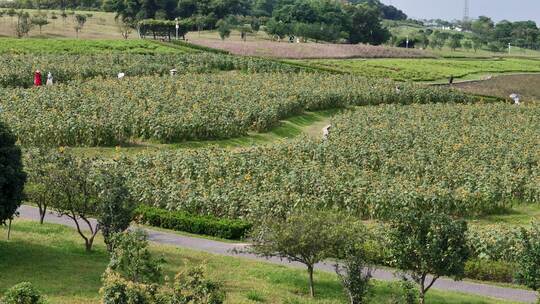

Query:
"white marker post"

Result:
[[175, 17, 179, 40]]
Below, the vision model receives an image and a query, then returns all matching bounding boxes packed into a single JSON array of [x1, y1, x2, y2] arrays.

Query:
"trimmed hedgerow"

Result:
[[135, 206, 251, 240]]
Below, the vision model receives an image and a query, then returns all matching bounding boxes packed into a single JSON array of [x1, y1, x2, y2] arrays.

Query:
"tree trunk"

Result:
[[38, 204, 47, 224], [7, 219, 12, 240], [307, 265, 315, 298], [85, 238, 94, 252], [419, 291, 425, 304]]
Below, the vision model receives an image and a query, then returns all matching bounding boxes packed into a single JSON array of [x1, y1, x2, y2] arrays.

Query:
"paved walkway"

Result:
[[17, 205, 537, 303]]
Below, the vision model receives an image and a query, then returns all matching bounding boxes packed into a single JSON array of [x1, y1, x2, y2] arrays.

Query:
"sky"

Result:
[[380, 0, 540, 24]]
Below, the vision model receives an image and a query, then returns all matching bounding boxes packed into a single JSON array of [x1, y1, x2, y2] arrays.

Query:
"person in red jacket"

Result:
[[34, 70, 42, 86]]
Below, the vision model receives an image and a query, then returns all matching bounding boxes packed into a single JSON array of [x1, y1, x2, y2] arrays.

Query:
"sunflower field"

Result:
[[0, 73, 470, 146], [0, 53, 301, 88], [113, 103, 539, 220]]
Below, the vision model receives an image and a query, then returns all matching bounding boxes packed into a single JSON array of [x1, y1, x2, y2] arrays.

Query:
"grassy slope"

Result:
[[0, 10, 122, 39], [292, 57, 540, 82], [0, 38, 196, 54], [0, 220, 517, 304]]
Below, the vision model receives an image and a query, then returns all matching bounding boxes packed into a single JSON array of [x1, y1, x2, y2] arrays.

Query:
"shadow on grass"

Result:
[[0, 222, 108, 300]]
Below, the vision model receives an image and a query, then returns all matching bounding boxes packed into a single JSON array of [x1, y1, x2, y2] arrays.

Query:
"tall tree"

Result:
[[346, 3, 390, 45], [0, 121, 26, 233]]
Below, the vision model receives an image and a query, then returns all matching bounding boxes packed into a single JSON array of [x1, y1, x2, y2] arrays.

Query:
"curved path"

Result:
[[17, 205, 537, 303]]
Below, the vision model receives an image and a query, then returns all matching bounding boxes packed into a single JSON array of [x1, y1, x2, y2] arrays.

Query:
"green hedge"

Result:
[[464, 259, 516, 283], [135, 206, 252, 240]]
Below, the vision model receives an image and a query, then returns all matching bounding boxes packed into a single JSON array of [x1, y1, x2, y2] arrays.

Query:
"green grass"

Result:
[[0, 220, 518, 304], [293, 57, 540, 82], [0, 38, 196, 54], [470, 204, 540, 227]]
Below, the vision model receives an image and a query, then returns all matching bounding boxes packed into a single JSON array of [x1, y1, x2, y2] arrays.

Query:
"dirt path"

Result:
[[17, 205, 537, 303]]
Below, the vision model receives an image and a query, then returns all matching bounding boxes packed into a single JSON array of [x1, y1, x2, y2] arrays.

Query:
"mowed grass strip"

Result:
[[0, 220, 519, 304], [293, 57, 540, 82]]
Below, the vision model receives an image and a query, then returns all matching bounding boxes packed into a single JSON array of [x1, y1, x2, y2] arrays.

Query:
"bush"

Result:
[[161, 266, 225, 304], [135, 206, 251, 240], [464, 259, 516, 283], [100, 269, 159, 304], [1, 282, 46, 304]]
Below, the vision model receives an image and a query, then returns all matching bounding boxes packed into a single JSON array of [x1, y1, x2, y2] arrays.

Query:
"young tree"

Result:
[[74, 14, 87, 38], [24, 148, 60, 224], [15, 11, 33, 38], [250, 210, 346, 298], [216, 19, 231, 40], [449, 33, 464, 51], [31, 15, 49, 34], [107, 229, 163, 284], [387, 209, 469, 304], [462, 40, 473, 52], [238, 24, 252, 41], [517, 223, 540, 302], [0, 121, 26, 238], [471, 35, 483, 52], [116, 18, 134, 39], [48, 153, 100, 251], [93, 162, 135, 252], [332, 219, 374, 304]]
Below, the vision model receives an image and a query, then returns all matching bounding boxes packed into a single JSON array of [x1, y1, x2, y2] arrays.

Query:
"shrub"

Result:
[[1, 282, 46, 304], [100, 269, 159, 304], [135, 206, 252, 240], [161, 266, 225, 304], [464, 259, 515, 283]]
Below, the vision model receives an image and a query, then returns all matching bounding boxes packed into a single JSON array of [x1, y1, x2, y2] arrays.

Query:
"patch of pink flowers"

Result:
[[187, 38, 431, 59]]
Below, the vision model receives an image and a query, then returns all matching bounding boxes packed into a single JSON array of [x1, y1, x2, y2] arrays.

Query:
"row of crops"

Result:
[[0, 53, 301, 88], [0, 73, 470, 146], [106, 103, 538, 220]]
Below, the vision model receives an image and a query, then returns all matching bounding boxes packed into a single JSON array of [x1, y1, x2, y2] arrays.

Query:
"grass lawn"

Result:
[[0, 37, 196, 54], [292, 57, 540, 82], [0, 220, 518, 304]]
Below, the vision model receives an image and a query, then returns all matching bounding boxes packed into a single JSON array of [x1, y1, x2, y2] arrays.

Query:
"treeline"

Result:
[[468, 16, 540, 51], [392, 17, 540, 52], [0, 0, 408, 44]]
